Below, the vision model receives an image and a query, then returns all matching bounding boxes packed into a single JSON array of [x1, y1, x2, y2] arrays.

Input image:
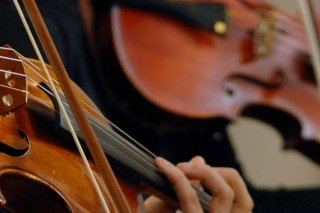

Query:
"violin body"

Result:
[[0, 47, 140, 212], [106, 0, 320, 163]]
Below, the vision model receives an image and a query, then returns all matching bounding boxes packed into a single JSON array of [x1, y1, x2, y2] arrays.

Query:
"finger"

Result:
[[188, 156, 206, 187], [155, 157, 202, 213], [216, 168, 254, 213], [189, 155, 206, 165], [144, 196, 175, 213], [177, 162, 234, 213]]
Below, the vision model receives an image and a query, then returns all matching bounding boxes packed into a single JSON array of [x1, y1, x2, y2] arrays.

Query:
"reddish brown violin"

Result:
[[106, 0, 320, 164], [0, 45, 215, 212]]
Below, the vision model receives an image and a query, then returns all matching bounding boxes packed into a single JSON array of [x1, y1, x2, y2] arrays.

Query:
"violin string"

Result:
[[0, 54, 23, 63], [12, 1, 110, 212], [88, 115, 158, 168], [83, 106, 158, 158], [0, 83, 28, 95], [0, 68, 27, 78]]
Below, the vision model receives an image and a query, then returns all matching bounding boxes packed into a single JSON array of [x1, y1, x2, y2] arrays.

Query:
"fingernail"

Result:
[[177, 162, 191, 169], [155, 157, 171, 167], [214, 168, 221, 172]]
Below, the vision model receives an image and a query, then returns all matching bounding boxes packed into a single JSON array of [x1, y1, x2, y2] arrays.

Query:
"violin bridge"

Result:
[[254, 13, 276, 57]]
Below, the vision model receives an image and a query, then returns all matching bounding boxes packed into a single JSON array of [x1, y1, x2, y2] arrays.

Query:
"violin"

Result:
[[103, 0, 320, 164], [0, 45, 214, 212]]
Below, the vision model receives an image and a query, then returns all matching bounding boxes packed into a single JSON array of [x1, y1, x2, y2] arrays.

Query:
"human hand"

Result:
[[144, 156, 253, 213]]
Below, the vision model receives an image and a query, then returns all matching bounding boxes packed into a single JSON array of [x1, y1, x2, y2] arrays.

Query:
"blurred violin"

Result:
[[105, 0, 320, 164]]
